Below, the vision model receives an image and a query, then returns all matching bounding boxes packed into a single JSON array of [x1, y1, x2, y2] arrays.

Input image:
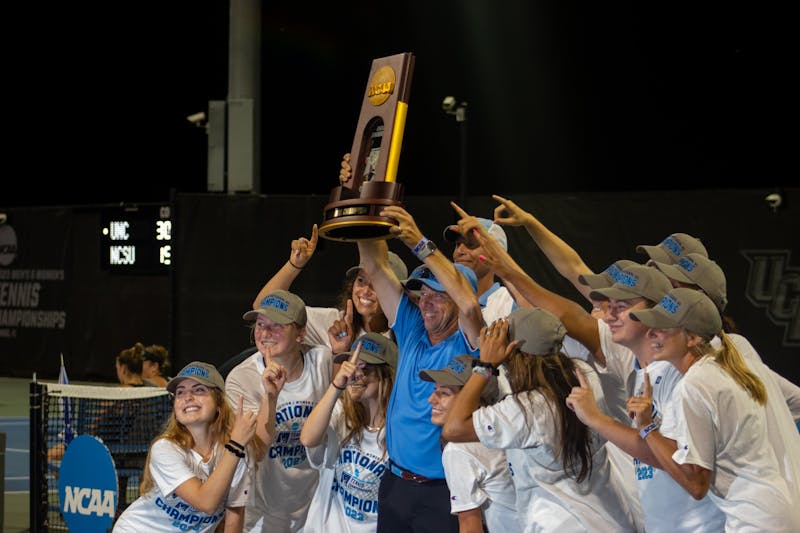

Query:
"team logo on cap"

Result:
[[675, 256, 698, 273], [658, 294, 680, 315], [447, 358, 468, 374], [661, 236, 685, 257], [262, 295, 289, 311], [181, 366, 210, 379], [617, 271, 639, 287], [360, 338, 382, 355], [605, 264, 626, 282]]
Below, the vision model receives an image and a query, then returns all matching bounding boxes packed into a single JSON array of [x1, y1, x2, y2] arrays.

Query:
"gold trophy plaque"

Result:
[[318, 52, 415, 242]]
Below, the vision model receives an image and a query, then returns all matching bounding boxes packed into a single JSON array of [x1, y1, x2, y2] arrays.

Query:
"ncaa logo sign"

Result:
[[58, 435, 118, 533]]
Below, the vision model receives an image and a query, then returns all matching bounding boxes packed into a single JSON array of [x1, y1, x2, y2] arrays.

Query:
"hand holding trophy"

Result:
[[318, 52, 415, 242]]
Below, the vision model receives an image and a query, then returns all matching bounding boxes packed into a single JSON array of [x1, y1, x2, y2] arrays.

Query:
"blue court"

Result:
[[2, 416, 29, 492]]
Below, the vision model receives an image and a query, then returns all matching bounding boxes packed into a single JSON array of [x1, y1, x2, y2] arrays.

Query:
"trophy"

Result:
[[318, 52, 415, 242]]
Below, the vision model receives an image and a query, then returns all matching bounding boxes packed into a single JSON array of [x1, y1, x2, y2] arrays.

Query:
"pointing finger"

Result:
[[449, 201, 469, 219], [574, 368, 589, 388], [349, 341, 362, 364]]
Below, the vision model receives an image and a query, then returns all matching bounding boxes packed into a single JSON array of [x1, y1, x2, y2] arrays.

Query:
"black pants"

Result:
[[377, 467, 459, 533]]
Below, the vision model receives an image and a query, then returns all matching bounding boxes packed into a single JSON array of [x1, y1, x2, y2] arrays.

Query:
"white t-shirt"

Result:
[[481, 284, 516, 325], [113, 439, 251, 533], [303, 401, 387, 533], [472, 360, 637, 532], [671, 357, 800, 531], [442, 441, 521, 533], [225, 346, 333, 533], [634, 360, 725, 533], [717, 333, 800, 504]]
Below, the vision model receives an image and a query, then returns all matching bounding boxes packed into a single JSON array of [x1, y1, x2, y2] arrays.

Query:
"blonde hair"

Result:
[[695, 331, 766, 405]]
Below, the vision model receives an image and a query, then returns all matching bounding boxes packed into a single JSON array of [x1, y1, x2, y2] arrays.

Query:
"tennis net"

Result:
[[30, 381, 172, 531]]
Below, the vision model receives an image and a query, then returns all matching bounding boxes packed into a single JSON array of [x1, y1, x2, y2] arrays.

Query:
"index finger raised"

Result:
[[449, 201, 469, 219], [574, 368, 590, 388], [349, 341, 362, 364]]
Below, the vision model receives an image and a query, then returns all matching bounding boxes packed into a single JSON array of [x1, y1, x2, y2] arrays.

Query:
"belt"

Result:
[[388, 460, 432, 483]]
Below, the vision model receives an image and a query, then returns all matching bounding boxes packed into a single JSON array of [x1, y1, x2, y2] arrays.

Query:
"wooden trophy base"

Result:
[[318, 181, 404, 242]]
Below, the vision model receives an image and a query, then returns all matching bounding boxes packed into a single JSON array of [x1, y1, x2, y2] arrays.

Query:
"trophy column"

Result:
[[318, 52, 415, 242]]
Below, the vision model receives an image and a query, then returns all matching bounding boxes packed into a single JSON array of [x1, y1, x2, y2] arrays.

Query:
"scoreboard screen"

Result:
[[100, 204, 172, 274]]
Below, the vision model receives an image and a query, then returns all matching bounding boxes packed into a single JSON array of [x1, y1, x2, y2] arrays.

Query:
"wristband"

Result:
[[472, 366, 493, 380], [288, 259, 303, 270], [412, 237, 437, 260], [639, 422, 659, 440], [471, 359, 499, 376], [332, 382, 347, 391], [224, 443, 245, 458], [228, 439, 245, 451]]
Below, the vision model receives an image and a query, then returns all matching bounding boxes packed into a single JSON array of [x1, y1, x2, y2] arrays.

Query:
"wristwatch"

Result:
[[413, 238, 438, 260]]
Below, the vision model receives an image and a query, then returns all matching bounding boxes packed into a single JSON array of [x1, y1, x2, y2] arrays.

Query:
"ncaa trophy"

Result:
[[318, 52, 415, 242]]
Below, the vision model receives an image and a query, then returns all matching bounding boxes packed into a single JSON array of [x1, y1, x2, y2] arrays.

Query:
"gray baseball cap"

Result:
[[243, 289, 307, 327], [507, 307, 566, 355], [651, 253, 727, 312], [419, 354, 499, 403], [630, 288, 722, 341], [333, 332, 398, 370], [636, 233, 708, 265], [589, 264, 672, 304], [578, 259, 638, 290], [167, 361, 225, 394], [345, 251, 408, 283]]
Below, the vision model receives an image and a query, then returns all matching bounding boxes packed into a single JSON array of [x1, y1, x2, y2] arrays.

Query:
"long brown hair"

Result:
[[338, 364, 394, 457], [505, 349, 594, 483], [336, 274, 390, 335]]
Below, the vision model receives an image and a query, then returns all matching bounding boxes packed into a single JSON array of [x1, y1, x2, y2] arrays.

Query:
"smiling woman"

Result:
[[112, 361, 258, 533]]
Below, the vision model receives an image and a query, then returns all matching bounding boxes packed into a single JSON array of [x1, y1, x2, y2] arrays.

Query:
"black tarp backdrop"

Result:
[[1, 189, 798, 385]]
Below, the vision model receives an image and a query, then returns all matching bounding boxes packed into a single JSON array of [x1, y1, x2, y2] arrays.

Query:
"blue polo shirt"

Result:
[[386, 293, 478, 478]]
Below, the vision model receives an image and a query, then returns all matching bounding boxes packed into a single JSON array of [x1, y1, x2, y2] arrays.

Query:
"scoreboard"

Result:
[[100, 204, 172, 274]]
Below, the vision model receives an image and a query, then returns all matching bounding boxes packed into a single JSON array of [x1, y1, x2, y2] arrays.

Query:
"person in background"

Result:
[[251, 224, 408, 356], [116, 343, 151, 387], [357, 203, 484, 533], [142, 344, 171, 387], [300, 333, 397, 532], [113, 361, 258, 533], [225, 289, 333, 533], [420, 354, 519, 533], [441, 214, 521, 324], [444, 308, 637, 532], [628, 288, 800, 531]]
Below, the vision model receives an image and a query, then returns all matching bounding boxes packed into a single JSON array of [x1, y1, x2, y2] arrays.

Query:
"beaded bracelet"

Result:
[[224, 443, 245, 458]]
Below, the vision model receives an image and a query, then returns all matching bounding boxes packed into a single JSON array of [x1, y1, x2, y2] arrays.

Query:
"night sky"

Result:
[[5, 2, 795, 208]]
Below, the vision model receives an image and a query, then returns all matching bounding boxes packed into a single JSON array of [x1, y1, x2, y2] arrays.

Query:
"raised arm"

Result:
[[382, 204, 484, 347], [356, 239, 403, 325], [300, 345, 361, 448], [471, 225, 605, 364], [492, 195, 596, 303], [251, 225, 319, 309]]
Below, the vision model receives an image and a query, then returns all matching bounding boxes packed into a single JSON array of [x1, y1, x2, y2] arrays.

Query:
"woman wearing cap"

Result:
[[142, 344, 171, 387], [113, 361, 258, 533], [627, 288, 800, 531], [299, 332, 397, 532], [443, 308, 637, 532], [225, 289, 334, 533], [420, 354, 519, 533], [251, 224, 407, 355]]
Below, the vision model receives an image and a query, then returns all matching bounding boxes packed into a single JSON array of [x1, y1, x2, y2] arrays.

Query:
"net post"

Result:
[[29, 380, 47, 532]]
